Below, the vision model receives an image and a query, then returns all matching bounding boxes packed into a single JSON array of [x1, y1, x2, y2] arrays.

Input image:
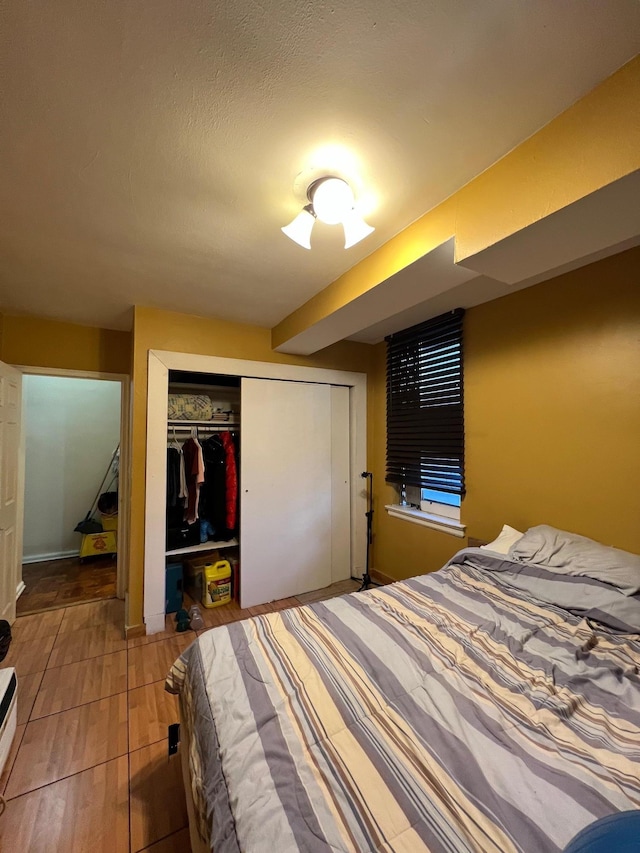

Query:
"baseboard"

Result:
[[370, 568, 395, 586], [125, 624, 146, 640], [22, 549, 79, 565], [16, 580, 26, 599]]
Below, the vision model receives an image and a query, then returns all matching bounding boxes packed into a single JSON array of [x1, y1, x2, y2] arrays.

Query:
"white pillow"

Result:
[[480, 524, 525, 555]]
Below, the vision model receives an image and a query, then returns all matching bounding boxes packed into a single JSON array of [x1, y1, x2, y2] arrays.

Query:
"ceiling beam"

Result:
[[272, 55, 640, 355]]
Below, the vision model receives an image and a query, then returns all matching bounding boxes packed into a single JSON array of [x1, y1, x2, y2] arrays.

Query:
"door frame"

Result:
[[0, 361, 24, 621], [144, 350, 367, 634], [16, 366, 131, 603]]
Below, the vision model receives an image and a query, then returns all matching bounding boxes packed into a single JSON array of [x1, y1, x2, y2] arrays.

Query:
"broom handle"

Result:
[[83, 444, 120, 520]]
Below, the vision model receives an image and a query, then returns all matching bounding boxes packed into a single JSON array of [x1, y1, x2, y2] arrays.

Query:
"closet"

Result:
[[165, 372, 240, 605], [162, 367, 352, 612]]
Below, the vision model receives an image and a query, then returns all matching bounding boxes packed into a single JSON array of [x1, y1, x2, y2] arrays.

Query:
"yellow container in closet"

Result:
[[202, 560, 232, 609], [79, 530, 117, 560]]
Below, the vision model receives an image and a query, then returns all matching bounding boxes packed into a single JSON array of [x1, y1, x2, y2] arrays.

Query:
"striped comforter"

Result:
[[167, 550, 640, 853]]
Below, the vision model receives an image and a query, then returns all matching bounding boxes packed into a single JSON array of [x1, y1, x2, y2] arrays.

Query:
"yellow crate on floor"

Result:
[[79, 530, 117, 559]]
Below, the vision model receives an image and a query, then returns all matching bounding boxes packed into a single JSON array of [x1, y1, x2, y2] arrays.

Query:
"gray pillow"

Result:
[[510, 525, 640, 595]]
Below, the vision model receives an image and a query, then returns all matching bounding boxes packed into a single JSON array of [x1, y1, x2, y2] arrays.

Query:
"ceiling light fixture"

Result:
[[282, 177, 374, 250]]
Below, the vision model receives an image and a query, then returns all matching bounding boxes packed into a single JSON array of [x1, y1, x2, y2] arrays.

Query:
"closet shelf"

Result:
[[168, 418, 239, 426], [166, 538, 239, 558]]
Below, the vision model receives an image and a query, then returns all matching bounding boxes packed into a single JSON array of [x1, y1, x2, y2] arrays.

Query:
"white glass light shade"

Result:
[[342, 209, 375, 248], [311, 178, 355, 225], [281, 208, 315, 249]]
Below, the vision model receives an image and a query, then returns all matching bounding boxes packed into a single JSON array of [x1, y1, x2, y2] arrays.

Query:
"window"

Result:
[[420, 487, 461, 519], [421, 488, 461, 507], [386, 309, 465, 527]]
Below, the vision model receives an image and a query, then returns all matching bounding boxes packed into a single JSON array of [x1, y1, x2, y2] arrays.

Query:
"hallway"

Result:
[[17, 556, 117, 616]]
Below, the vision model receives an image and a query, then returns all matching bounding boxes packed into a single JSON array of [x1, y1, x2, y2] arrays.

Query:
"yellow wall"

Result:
[[371, 247, 640, 581], [1, 314, 132, 376], [127, 306, 375, 629]]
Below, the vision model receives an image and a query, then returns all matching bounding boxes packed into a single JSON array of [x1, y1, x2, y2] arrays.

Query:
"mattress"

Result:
[[167, 549, 640, 852]]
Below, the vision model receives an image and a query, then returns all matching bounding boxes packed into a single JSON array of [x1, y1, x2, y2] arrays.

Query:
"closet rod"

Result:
[[167, 418, 239, 426], [167, 424, 239, 432]]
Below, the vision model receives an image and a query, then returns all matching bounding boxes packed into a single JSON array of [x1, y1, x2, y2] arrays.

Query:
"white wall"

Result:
[[22, 376, 121, 562]]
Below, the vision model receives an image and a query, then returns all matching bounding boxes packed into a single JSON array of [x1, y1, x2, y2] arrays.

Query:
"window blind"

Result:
[[386, 308, 465, 495]]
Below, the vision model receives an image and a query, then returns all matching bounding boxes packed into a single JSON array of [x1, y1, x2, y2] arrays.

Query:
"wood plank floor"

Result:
[[17, 555, 117, 615], [0, 577, 360, 852]]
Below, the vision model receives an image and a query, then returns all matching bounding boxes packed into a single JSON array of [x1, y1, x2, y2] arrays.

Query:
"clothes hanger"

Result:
[[169, 426, 181, 451]]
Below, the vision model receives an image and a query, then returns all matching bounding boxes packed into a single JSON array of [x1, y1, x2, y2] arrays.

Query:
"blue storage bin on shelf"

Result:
[[165, 562, 183, 614]]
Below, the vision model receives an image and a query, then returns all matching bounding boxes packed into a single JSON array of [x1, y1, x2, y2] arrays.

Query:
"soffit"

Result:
[[344, 172, 640, 349]]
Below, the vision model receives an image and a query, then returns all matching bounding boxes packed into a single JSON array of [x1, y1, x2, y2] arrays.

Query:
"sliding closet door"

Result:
[[240, 378, 348, 609]]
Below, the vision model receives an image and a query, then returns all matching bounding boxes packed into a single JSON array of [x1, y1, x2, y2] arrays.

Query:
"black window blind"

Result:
[[386, 308, 465, 495]]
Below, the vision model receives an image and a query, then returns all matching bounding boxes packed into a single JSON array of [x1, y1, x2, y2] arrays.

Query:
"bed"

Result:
[[167, 526, 640, 852]]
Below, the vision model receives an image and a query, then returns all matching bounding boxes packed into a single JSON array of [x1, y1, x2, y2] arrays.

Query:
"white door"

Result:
[[240, 378, 349, 609], [0, 361, 22, 623]]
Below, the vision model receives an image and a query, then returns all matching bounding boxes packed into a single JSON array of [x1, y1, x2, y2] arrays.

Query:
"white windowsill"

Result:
[[385, 504, 466, 538]]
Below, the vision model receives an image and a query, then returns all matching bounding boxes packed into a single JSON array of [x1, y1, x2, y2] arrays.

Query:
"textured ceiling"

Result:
[[1, 1, 639, 331]]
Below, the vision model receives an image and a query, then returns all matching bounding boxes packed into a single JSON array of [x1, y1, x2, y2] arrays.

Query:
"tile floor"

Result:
[[0, 578, 360, 852]]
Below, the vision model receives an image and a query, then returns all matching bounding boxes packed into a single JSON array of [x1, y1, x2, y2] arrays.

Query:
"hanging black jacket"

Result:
[[166, 447, 181, 508], [199, 435, 228, 538]]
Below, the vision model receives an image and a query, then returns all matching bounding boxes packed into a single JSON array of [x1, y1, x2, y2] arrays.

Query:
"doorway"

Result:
[[17, 372, 126, 616]]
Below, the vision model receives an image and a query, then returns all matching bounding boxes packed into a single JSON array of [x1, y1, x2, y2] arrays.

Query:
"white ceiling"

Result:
[[1, 1, 639, 333]]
